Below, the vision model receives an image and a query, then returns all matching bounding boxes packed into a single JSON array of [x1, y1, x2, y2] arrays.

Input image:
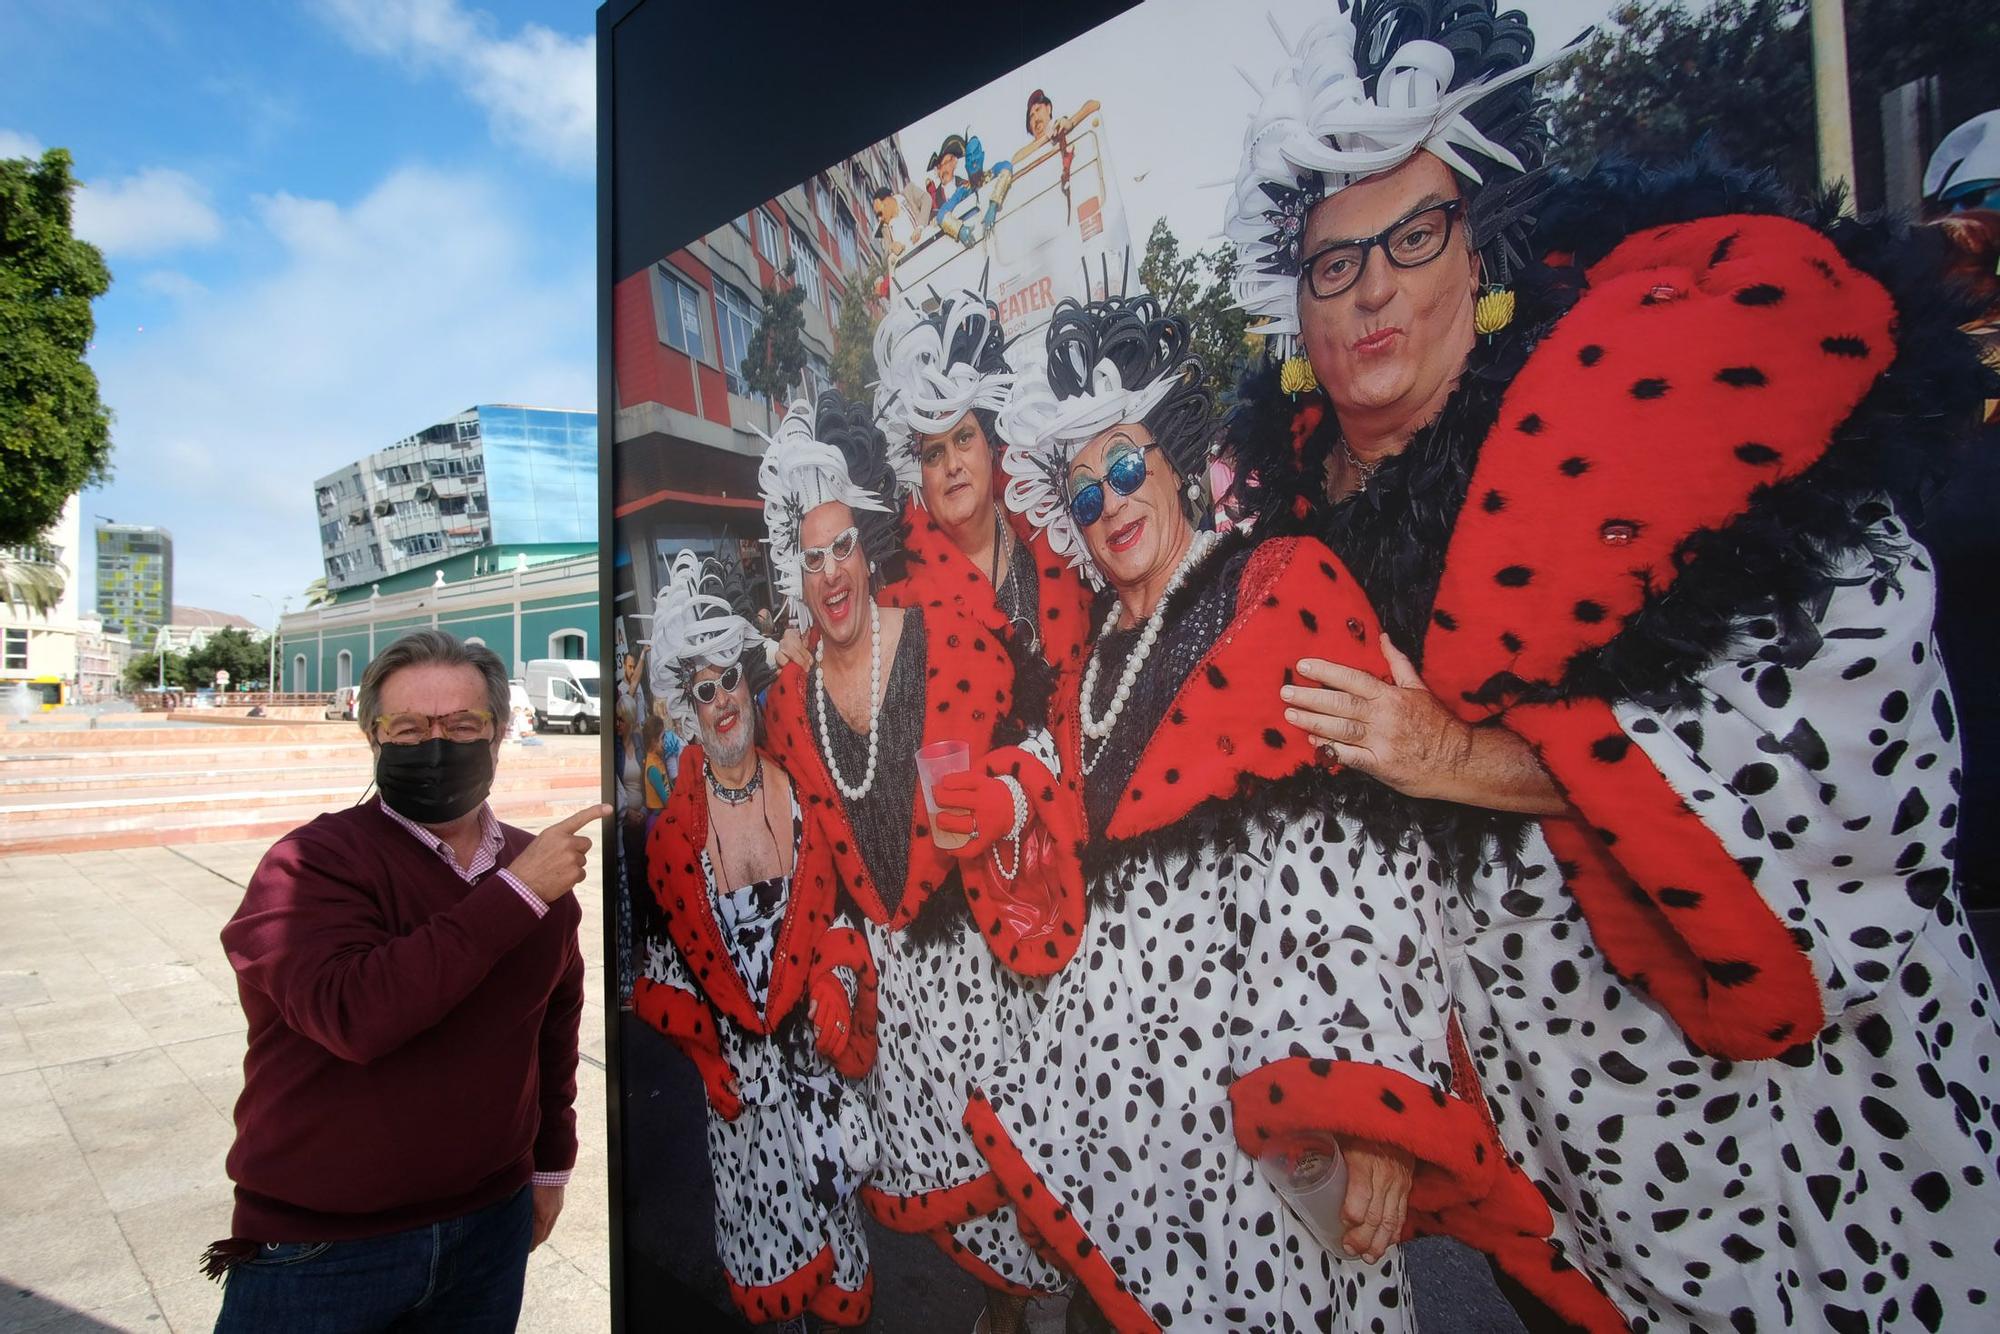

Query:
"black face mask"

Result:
[[374, 738, 496, 825]]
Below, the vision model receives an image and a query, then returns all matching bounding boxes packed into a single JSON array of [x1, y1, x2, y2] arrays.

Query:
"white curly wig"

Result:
[[647, 550, 765, 741], [1224, 5, 1581, 348], [870, 288, 1016, 501], [756, 398, 889, 631]]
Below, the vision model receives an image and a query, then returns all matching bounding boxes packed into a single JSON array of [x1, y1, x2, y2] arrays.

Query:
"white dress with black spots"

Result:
[[641, 796, 871, 1303], [859, 878, 1063, 1292], [976, 809, 1455, 1329], [1447, 517, 2000, 1332]]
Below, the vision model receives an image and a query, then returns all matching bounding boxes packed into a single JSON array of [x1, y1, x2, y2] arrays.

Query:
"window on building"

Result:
[[834, 210, 859, 270], [731, 212, 751, 239], [713, 280, 760, 397], [813, 177, 834, 231], [827, 289, 842, 330], [549, 630, 587, 660], [755, 209, 783, 263], [804, 353, 833, 402], [292, 654, 308, 692], [2, 628, 26, 671], [790, 230, 823, 310], [657, 265, 709, 361]]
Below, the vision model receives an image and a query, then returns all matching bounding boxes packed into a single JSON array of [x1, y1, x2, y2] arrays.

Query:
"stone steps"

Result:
[[0, 748, 596, 791], [0, 734, 605, 855]]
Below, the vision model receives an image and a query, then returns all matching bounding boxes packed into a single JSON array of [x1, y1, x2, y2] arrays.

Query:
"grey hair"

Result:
[[357, 629, 511, 739]]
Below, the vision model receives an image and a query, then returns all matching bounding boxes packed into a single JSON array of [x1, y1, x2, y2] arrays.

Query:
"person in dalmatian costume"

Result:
[[956, 288, 1620, 1332], [1225, 2, 2000, 1330], [871, 282, 1095, 676], [631, 550, 876, 1328], [754, 393, 1088, 1334]]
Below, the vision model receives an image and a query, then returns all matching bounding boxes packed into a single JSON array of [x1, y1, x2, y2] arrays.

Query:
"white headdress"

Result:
[[871, 287, 1015, 500], [756, 398, 889, 630], [647, 549, 763, 741], [1224, 4, 1583, 347], [998, 299, 1194, 590]]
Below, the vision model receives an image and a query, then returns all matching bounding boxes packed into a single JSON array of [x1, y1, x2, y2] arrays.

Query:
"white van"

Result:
[[523, 659, 601, 734]]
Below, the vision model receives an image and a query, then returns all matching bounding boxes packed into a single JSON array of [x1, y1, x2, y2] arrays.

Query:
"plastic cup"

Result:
[[915, 739, 972, 849], [1257, 1134, 1350, 1257]]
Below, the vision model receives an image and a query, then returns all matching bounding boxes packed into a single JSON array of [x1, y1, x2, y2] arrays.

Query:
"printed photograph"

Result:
[[602, 0, 2000, 1329]]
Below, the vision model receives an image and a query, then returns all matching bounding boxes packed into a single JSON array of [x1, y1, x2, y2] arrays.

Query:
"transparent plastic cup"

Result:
[[915, 739, 972, 849], [1257, 1134, 1350, 1257]]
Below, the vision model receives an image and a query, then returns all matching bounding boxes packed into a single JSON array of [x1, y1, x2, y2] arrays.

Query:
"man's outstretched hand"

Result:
[[509, 805, 611, 904]]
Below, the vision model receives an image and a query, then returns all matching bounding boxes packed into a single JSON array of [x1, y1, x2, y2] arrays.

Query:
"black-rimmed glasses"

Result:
[[1299, 199, 1466, 300]]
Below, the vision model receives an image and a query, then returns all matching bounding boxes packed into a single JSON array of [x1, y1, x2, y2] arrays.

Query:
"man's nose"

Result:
[[1351, 246, 1400, 312]]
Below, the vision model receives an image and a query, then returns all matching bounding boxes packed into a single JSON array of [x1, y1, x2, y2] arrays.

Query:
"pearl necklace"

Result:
[[814, 597, 884, 800], [1079, 530, 1217, 775]]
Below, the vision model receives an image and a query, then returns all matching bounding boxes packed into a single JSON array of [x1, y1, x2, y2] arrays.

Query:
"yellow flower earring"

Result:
[[1280, 353, 1318, 396], [1474, 285, 1516, 337]]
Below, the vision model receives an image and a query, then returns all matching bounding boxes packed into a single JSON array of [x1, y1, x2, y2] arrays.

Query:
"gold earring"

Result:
[[1280, 353, 1318, 396], [1474, 286, 1515, 337]]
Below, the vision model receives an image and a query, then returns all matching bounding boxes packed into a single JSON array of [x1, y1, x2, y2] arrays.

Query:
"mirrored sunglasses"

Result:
[[1067, 442, 1152, 528]]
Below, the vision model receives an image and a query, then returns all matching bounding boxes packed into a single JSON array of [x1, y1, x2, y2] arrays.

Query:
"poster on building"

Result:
[[601, 0, 2000, 1330]]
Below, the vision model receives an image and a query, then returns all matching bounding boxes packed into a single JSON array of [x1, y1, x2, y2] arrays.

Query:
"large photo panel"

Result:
[[601, 0, 2000, 1329]]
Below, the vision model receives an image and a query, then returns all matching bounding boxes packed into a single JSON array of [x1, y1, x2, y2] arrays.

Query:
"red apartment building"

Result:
[[611, 134, 911, 625]]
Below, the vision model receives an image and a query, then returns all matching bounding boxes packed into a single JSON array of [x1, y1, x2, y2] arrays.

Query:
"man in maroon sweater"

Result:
[[209, 630, 609, 1332]]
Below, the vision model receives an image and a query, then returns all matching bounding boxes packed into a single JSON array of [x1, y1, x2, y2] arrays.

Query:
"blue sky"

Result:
[[0, 0, 597, 627]]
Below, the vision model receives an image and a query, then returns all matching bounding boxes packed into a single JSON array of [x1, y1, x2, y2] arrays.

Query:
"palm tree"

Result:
[[301, 576, 334, 608], [0, 543, 65, 615]]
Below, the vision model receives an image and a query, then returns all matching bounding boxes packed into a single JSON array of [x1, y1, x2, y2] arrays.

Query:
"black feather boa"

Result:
[[1227, 155, 1993, 881]]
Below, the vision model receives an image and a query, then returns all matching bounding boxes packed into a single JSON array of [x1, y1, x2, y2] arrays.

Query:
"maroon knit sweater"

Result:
[[220, 801, 583, 1241]]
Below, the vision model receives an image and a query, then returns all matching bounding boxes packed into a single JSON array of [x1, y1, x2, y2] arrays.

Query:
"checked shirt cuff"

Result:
[[497, 868, 549, 919]]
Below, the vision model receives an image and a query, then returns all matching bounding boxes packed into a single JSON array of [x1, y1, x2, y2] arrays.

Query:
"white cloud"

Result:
[[73, 168, 223, 256], [86, 164, 593, 617], [313, 0, 593, 173], [138, 270, 209, 301], [0, 128, 46, 159]]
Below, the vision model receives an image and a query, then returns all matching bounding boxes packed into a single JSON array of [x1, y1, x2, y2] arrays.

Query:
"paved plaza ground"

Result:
[[0, 839, 612, 1334]]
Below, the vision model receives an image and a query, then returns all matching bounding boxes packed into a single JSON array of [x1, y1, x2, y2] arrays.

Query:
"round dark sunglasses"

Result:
[[692, 663, 744, 704], [1068, 441, 1154, 527]]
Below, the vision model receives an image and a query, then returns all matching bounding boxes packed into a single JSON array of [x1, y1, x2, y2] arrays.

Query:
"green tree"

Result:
[[1548, 0, 2000, 209], [123, 647, 191, 693], [831, 258, 887, 402], [1, 149, 113, 548], [743, 264, 811, 404], [186, 627, 273, 689], [1138, 218, 1254, 398]]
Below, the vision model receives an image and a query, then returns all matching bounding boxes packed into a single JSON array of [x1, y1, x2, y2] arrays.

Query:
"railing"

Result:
[[136, 691, 337, 713]]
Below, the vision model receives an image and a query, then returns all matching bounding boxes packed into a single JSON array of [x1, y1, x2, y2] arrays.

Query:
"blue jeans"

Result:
[[214, 1185, 532, 1333]]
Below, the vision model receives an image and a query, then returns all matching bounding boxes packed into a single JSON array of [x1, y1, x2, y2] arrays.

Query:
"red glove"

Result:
[[809, 975, 854, 1064], [632, 977, 744, 1120], [931, 770, 1017, 860], [697, 1057, 744, 1121]]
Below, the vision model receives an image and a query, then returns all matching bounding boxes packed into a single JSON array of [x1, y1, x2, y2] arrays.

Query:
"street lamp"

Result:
[[249, 593, 289, 692]]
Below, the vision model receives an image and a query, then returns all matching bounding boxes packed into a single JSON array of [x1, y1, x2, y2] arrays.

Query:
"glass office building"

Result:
[[95, 523, 173, 638], [314, 405, 597, 592]]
